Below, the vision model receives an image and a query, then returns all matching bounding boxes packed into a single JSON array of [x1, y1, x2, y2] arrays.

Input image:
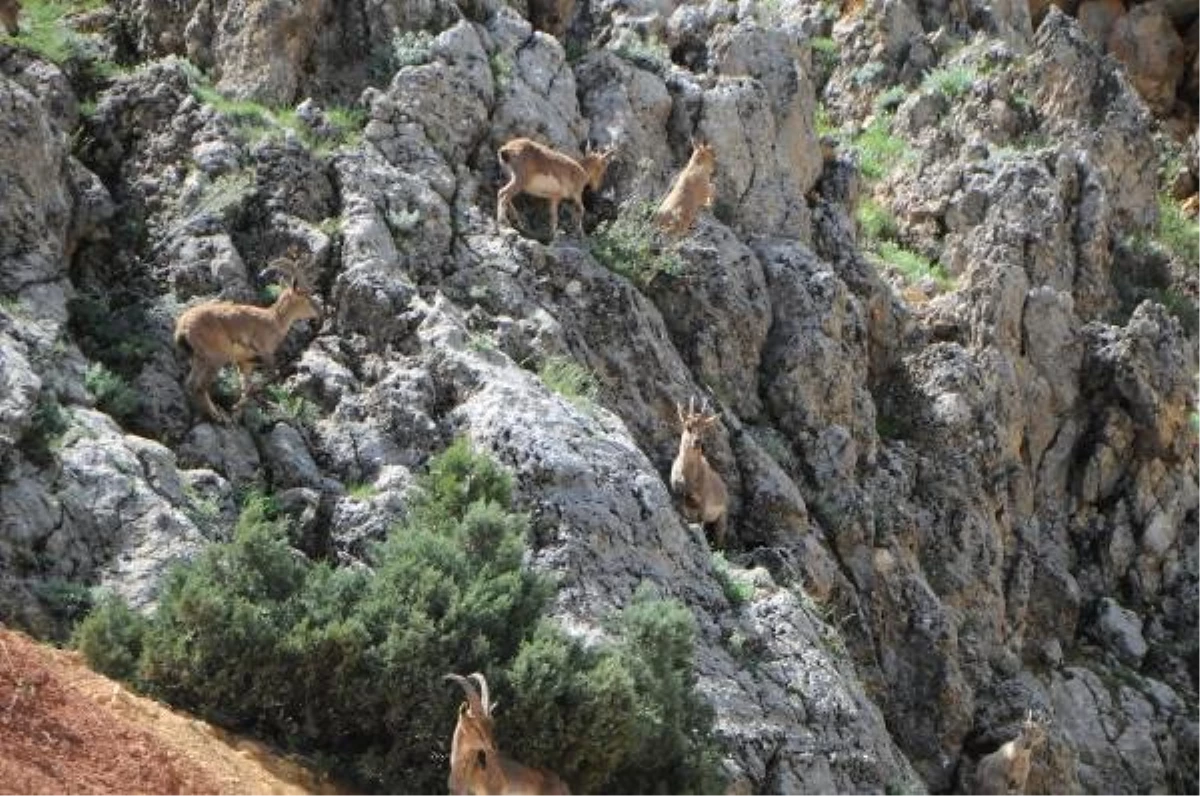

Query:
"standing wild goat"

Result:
[[173, 256, 320, 423], [444, 673, 571, 796], [669, 397, 729, 546], [0, 0, 20, 35], [496, 137, 614, 239], [654, 141, 716, 236], [972, 711, 1047, 795]]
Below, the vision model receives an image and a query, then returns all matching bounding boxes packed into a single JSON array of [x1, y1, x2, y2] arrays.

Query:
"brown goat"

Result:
[[173, 260, 320, 423], [654, 141, 716, 236], [444, 673, 571, 796], [497, 137, 614, 239], [0, 0, 20, 35], [972, 711, 1047, 795], [669, 397, 728, 546]]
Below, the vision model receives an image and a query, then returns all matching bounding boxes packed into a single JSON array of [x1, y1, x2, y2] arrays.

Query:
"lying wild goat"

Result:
[[972, 711, 1047, 795], [497, 137, 614, 238], [669, 397, 728, 546], [654, 141, 716, 236], [0, 0, 20, 35], [444, 672, 571, 796], [173, 255, 320, 423]]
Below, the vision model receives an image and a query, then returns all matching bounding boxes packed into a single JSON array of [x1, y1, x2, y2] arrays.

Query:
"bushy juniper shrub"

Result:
[[74, 439, 722, 793]]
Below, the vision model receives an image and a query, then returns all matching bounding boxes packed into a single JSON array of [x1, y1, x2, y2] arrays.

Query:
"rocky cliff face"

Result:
[[1, 1, 1196, 793]]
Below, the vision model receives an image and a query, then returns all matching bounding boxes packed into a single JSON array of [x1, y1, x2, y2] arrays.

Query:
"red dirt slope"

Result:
[[0, 625, 337, 795]]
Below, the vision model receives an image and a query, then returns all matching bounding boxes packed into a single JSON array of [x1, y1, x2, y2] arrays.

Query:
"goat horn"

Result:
[[676, 402, 686, 425], [468, 672, 492, 716], [444, 673, 487, 718]]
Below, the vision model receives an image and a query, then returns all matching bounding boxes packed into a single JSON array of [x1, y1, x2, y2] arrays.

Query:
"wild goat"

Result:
[[654, 141, 716, 236], [444, 672, 571, 796], [669, 397, 728, 546], [0, 0, 20, 35], [496, 137, 614, 239], [972, 711, 1047, 795], [173, 255, 320, 423]]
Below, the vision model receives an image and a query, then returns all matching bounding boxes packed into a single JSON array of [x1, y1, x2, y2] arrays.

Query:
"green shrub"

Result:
[[74, 440, 721, 793], [85, 362, 139, 422], [504, 588, 724, 794], [73, 593, 149, 681], [67, 293, 157, 377], [590, 200, 686, 287]]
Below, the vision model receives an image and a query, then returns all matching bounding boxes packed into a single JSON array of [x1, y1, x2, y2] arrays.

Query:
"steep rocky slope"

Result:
[[1, 1, 1196, 793]]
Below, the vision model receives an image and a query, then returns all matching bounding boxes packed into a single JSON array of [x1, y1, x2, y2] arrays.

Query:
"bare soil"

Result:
[[0, 625, 338, 795]]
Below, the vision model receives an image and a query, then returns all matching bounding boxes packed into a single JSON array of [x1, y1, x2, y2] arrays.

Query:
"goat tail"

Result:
[[174, 328, 192, 357]]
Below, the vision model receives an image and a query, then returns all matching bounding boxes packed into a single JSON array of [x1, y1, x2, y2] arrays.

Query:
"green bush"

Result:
[[86, 362, 139, 422], [73, 593, 149, 681], [590, 200, 686, 287], [75, 439, 723, 793]]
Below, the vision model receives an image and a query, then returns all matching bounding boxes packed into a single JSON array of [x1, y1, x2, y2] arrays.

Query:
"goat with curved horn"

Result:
[[443, 672, 570, 795]]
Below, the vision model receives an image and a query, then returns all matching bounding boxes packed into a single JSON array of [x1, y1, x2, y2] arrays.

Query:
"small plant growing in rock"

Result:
[[874, 241, 953, 291], [922, 65, 976, 99], [611, 32, 671, 73], [852, 116, 911, 182], [264, 383, 319, 427], [345, 481, 378, 500], [538, 355, 598, 406], [711, 551, 753, 607], [392, 29, 434, 68], [590, 199, 686, 287], [857, 196, 900, 244], [85, 362, 139, 423], [489, 50, 514, 92], [22, 392, 70, 464], [873, 85, 907, 115]]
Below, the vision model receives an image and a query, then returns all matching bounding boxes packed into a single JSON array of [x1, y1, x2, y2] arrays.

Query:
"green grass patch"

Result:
[[190, 80, 364, 153], [1156, 195, 1199, 269], [875, 241, 953, 289], [852, 115, 911, 182], [589, 200, 686, 287], [3, 1, 106, 63], [857, 196, 899, 244], [74, 439, 723, 793], [345, 481, 379, 500], [538, 355, 598, 405]]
